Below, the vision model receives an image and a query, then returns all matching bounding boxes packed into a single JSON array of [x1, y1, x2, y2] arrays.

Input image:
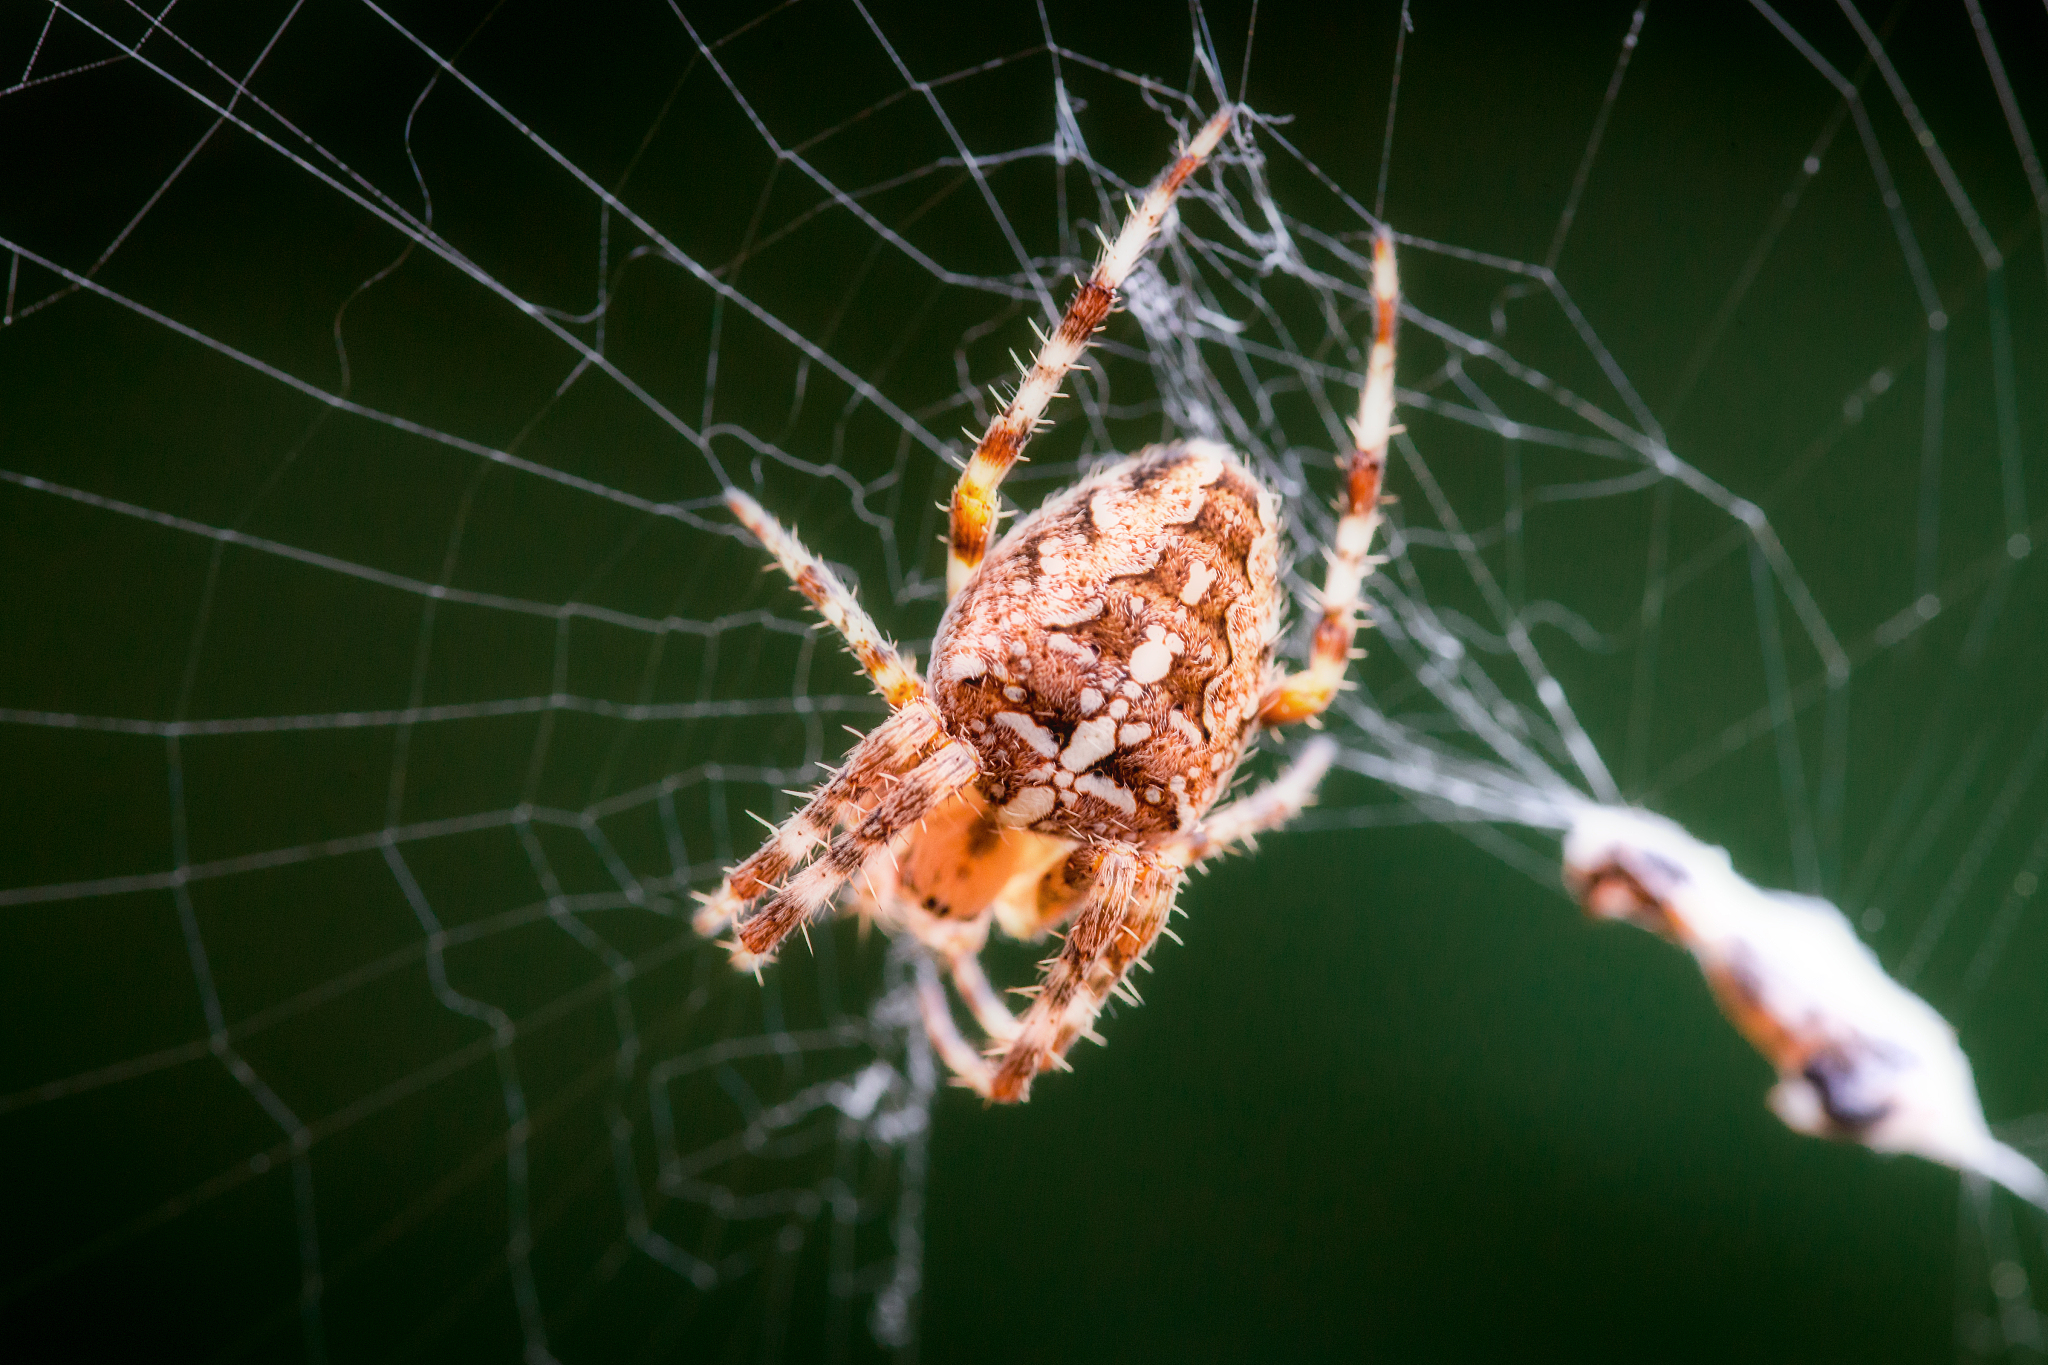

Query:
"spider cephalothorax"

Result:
[[696, 105, 1398, 1101]]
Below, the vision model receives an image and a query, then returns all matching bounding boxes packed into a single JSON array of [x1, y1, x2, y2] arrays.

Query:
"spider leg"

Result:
[[946, 105, 1235, 598], [1159, 737, 1338, 869], [1061, 867, 1181, 1059], [948, 949, 1020, 1042], [733, 740, 980, 963], [988, 843, 1181, 1103], [845, 857, 1019, 1043], [726, 488, 927, 709], [1260, 231, 1398, 727], [914, 952, 999, 1096], [694, 701, 944, 936]]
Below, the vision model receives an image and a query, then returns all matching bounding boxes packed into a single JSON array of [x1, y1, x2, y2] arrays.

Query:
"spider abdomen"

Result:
[[930, 440, 1284, 839]]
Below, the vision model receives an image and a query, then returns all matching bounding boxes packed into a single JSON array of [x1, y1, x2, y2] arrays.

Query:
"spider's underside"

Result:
[[696, 106, 1397, 1101]]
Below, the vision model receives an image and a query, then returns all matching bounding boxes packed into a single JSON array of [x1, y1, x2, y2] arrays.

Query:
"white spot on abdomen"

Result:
[[1130, 641, 1173, 683], [1043, 596, 1106, 627], [1130, 622, 1186, 684], [1048, 633, 1099, 665], [1181, 560, 1217, 605], [1074, 773, 1137, 816], [1061, 715, 1118, 771], [997, 786, 1056, 826], [994, 711, 1059, 758]]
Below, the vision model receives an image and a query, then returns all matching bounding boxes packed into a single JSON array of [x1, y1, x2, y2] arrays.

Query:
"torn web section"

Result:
[[0, 0, 947, 1359]]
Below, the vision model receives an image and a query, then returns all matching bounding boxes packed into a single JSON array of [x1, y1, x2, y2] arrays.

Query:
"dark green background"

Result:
[[3, 1, 2046, 1361]]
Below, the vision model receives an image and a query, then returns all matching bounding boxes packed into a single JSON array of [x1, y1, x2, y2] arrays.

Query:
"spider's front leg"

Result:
[[1260, 231, 1399, 728], [988, 843, 1182, 1103]]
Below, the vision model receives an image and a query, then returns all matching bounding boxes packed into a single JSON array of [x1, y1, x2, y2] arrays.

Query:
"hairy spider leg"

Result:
[[988, 739, 1338, 949], [726, 488, 927, 709], [989, 844, 1180, 1102], [947, 950, 1020, 1040], [914, 953, 1001, 1097], [901, 745, 1335, 1098], [842, 869, 1020, 1098], [945, 105, 1236, 598], [693, 702, 944, 936], [733, 740, 981, 964], [1260, 231, 1399, 727], [1160, 737, 1338, 869], [840, 854, 1022, 1046]]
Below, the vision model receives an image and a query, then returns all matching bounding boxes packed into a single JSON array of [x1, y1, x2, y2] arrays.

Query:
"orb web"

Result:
[[2, 0, 2046, 1359]]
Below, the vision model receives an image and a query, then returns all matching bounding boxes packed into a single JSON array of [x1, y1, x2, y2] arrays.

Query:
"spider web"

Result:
[[3, 0, 2047, 1360]]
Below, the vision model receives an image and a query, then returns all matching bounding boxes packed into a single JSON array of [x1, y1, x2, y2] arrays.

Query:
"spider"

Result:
[[696, 105, 1397, 1102]]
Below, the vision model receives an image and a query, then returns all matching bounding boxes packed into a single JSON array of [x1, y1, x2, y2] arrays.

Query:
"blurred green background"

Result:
[[3, 1, 2046, 1361]]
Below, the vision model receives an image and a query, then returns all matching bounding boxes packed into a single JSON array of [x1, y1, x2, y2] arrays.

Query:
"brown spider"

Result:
[[696, 106, 1398, 1102]]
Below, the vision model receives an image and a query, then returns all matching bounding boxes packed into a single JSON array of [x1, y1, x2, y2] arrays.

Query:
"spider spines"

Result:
[[723, 937, 769, 977]]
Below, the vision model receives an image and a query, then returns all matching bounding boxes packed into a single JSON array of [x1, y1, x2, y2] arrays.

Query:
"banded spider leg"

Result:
[[698, 491, 978, 967]]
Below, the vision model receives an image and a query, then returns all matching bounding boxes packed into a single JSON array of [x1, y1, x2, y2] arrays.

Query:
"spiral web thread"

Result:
[[2, 0, 2048, 1359]]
